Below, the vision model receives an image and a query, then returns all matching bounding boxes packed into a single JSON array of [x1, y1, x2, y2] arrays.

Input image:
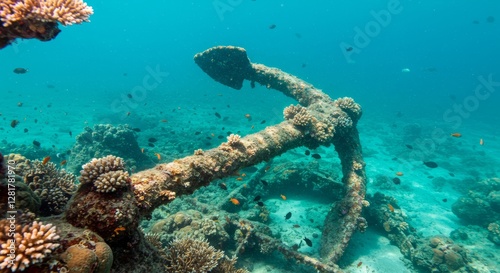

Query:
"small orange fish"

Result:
[[244, 113, 251, 119], [113, 226, 126, 235], [479, 138, 484, 146], [241, 173, 246, 177], [42, 156, 51, 165], [236, 177, 243, 181], [280, 194, 287, 200], [141, 148, 145, 153], [60, 160, 67, 166], [357, 261, 363, 267], [388, 204, 395, 212], [395, 172, 404, 176], [154, 153, 161, 160], [160, 119, 168, 123], [293, 224, 300, 228], [230, 198, 240, 205], [251, 125, 255, 129], [450, 133, 461, 138]]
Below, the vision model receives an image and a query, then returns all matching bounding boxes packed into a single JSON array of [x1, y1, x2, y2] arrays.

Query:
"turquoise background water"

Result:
[[1, 0, 499, 148]]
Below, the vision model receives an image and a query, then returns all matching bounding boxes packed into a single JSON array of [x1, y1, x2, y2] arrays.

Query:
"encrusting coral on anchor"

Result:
[[0, 0, 93, 48], [0, 220, 60, 272], [79, 155, 130, 193]]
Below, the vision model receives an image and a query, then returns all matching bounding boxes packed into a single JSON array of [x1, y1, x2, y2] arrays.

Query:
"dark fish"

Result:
[[206, 137, 211, 140], [295, 33, 302, 39], [311, 153, 321, 159], [219, 183, 227, 190], [69, 131, 72, 137], [33, 140, 41, 147], [260, 179, 268, 186], [23, 128, 28, 133], [250, 81, 255, 88], [148, 137, 157, 143], [423, 161, 438, 168], [301, 63, 307, 68], [285, 212, 292, 220], [148, 143, 155, 147], [442, 198, 448, 202], [217, 135, 224, 139], [269, 24, 276, 29], [10, 120, 19, 128], [132, 128, 141, 132], [472, 20, 479, 24], [195, 131, 201, 135], [260, 120, 266, 124], [13, 68, 28, 74], [449, 173, 455, 177], [257, 201, 264, 207], [34, 119, 38, 123], [127, 93, 132, 99], [46, 84, 55, 89], [303, 237, 312, 247], [304, 150, 310, 156], [222, 116, 229, 121], [253, 196, 261, 202], [486, 16, 495, 23], [345, 47, 353, 52], [405, 144, 413, 149], [392, 157, 398, 161], [392, 177, 401, 185], [215, 112, 221, 119]]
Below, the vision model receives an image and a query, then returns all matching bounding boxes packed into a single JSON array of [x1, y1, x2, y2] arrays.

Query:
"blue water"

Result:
[[1, 1, 500, 272]]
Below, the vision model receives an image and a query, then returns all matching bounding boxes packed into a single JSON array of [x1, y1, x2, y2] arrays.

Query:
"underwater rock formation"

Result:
[[365, 192, 483, 273], [452, 177, 500, 226], [67, 124, 151, 175], [0, 0, 93, 48]]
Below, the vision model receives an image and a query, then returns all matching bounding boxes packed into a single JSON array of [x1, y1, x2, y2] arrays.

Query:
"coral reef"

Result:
[[67, 124, 150, 175], [365, 192, 484, 272], [66, 155, 139, 243], [165, 236, 224, 272], [0, 220, 60, 272], [1, 153, 77, 216], [4, 46, 366, 272], [452, 177, 500, 226], [0, 0, 93, 48]]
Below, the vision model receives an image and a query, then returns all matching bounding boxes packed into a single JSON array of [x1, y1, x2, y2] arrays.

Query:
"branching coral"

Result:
[[333, 97, 362, 120], [80, 155, 130, 193], [0, 220, 60, 272], [3, 154, 77, 216], [165, 236, 224, 273], [0, 0, 93, 27], [0, 0, 93, 49]]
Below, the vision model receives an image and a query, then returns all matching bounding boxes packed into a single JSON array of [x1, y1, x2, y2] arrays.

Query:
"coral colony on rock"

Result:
[[1, 2, 499, 273]]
